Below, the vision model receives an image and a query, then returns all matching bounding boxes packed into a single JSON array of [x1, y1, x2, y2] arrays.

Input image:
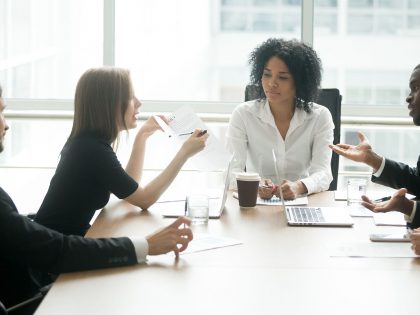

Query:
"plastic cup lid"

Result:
[[236, 172, 260, 181]]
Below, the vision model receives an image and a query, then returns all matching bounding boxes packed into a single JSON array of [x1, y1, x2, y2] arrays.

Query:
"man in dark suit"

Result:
[[330, 64, 420, 229], [0, 85, 193, 313]]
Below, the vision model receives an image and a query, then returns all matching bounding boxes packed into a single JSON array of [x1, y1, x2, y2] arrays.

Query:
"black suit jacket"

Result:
[[0, 187, 138, 308], [371, 157, 420, 229]]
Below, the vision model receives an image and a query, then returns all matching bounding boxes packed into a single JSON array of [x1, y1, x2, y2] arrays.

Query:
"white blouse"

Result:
[[227, 99, 334, 194]]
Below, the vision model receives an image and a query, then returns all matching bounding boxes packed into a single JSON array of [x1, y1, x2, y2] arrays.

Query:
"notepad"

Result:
[[373, 212, 406, 226], [232, 192, 308, 206]]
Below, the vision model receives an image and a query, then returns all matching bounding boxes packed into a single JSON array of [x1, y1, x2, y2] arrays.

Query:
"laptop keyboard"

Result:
[[289, 207, 325, 223]]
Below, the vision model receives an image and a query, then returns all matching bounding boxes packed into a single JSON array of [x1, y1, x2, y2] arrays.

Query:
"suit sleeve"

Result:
[[0, 200, 138, 274], [371, 157, 420, 198]]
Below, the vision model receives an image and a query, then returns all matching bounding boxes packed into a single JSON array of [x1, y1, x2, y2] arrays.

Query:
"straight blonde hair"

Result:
[[70, 67, 133, 144]]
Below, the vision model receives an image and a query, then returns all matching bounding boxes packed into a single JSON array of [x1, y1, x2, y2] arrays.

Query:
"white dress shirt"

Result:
[[129, 237, 148, 263], [227, 99, 334, 194]]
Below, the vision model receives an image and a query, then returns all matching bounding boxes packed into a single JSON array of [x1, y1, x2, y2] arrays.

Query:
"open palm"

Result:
[[329, 132, 372, 163]]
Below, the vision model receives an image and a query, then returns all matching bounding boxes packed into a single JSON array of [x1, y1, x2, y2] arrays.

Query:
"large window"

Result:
[[0, 0, 419, 109], [115, 0, 301, 102], [1, 0, 420, 174], [314, 0, 420, 106], [0, 0, 103, 99]]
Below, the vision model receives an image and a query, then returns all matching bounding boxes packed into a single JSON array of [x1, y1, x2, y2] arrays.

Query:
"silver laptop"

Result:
[[158, 157, 233, 219], [271, 150, 353, 227]]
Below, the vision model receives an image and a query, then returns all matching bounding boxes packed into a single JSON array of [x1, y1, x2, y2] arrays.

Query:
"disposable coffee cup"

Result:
[[236, 172, 260, 208]]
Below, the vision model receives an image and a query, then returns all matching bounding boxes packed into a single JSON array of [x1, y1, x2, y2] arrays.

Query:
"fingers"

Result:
[[357, 131, 366, 142], [170, 216, 192, 228], [395, 188, 407, 197], [361, 195, 372, 203], [176, 227, 193, 241], [361, 201, 376, 212], [192, 129, 202, 136], [176, 235, 192, 252], [158, 115, 169, 124], [173, 246, 180, 259], [331, 143, 351, 150], [410, 232, 420, 255]]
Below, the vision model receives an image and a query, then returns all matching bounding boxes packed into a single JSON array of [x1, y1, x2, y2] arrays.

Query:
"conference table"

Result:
[[36, 191, 420, 315]]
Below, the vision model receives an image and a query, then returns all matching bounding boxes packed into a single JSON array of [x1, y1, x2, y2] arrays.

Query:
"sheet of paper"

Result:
[[232, 192, 308, 206], [155, 106, 231, 170], [373, 212, 406, 226], [329, 241, 417, 258], [347, 205, 373, 217], [335, 189, 415, 201], [180, 233, 242, 255], [153, 115, 176, 137]]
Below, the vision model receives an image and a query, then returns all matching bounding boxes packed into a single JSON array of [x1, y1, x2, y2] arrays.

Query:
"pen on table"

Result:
[[374, 196, 391, 202]]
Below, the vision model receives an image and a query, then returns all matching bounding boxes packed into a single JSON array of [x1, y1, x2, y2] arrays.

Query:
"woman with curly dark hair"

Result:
[[227, 38, 333, 200]]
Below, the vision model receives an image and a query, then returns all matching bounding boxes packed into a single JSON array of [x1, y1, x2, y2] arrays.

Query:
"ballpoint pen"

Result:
[[184, 197, 188, 228], [177, 130, 207, 137], [374, 196, 391, 202]]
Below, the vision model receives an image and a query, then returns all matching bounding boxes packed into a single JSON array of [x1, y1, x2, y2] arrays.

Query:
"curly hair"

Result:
[[249, 38, 322, 113]]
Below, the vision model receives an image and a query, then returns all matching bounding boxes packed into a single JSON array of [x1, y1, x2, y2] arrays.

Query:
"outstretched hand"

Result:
[[361, 188, 414, 216], [146, 216, 193, 258], [329, 132, 372, 163]]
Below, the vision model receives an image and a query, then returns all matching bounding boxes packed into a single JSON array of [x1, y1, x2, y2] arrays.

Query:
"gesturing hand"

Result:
[[329, 132, 373, 163], [146, 216, 193, 258], [361, 188, 414, 216]]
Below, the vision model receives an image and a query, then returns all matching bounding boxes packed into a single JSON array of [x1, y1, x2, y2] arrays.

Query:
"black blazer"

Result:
[[0, 187, 138, 308], [371, 157, 420, 229]]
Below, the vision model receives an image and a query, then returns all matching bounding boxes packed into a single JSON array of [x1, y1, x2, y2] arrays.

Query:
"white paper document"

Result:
[[232, 192, 308, 206], [329, 241, 418, 258], [334, 189, 415, 201], [373, 212, 406, 226], [347, 206, 373, 217], [180, 233, 242, 255], [153, 106, 231, 170]]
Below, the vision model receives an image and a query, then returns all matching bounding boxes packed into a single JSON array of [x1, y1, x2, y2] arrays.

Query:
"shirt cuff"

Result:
[[404, 201, 417, 223], [372, 157, 386, 177], [129, 237, 149, 263]]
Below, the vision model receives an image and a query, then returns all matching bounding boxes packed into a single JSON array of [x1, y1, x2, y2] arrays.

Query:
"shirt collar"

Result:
[[250, 99, 311, 131]]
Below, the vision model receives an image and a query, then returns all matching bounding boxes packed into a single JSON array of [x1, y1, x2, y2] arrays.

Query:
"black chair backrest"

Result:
[[244, 85, 341, 191], [315, 88, 341, 191]]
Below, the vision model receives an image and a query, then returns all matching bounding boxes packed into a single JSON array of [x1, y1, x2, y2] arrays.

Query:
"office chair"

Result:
[[244, 85, 341, 191], [0, 284, 51, 315]]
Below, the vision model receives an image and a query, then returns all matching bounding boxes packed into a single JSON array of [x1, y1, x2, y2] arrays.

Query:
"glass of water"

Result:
[[187, 195, 209, 225]]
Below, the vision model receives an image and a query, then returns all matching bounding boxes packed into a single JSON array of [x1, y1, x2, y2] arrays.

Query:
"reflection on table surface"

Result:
[[36, 191, 420, 315]]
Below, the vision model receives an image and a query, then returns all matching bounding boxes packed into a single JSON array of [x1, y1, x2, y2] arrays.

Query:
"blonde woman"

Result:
[[35, 67, 208, 236]]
